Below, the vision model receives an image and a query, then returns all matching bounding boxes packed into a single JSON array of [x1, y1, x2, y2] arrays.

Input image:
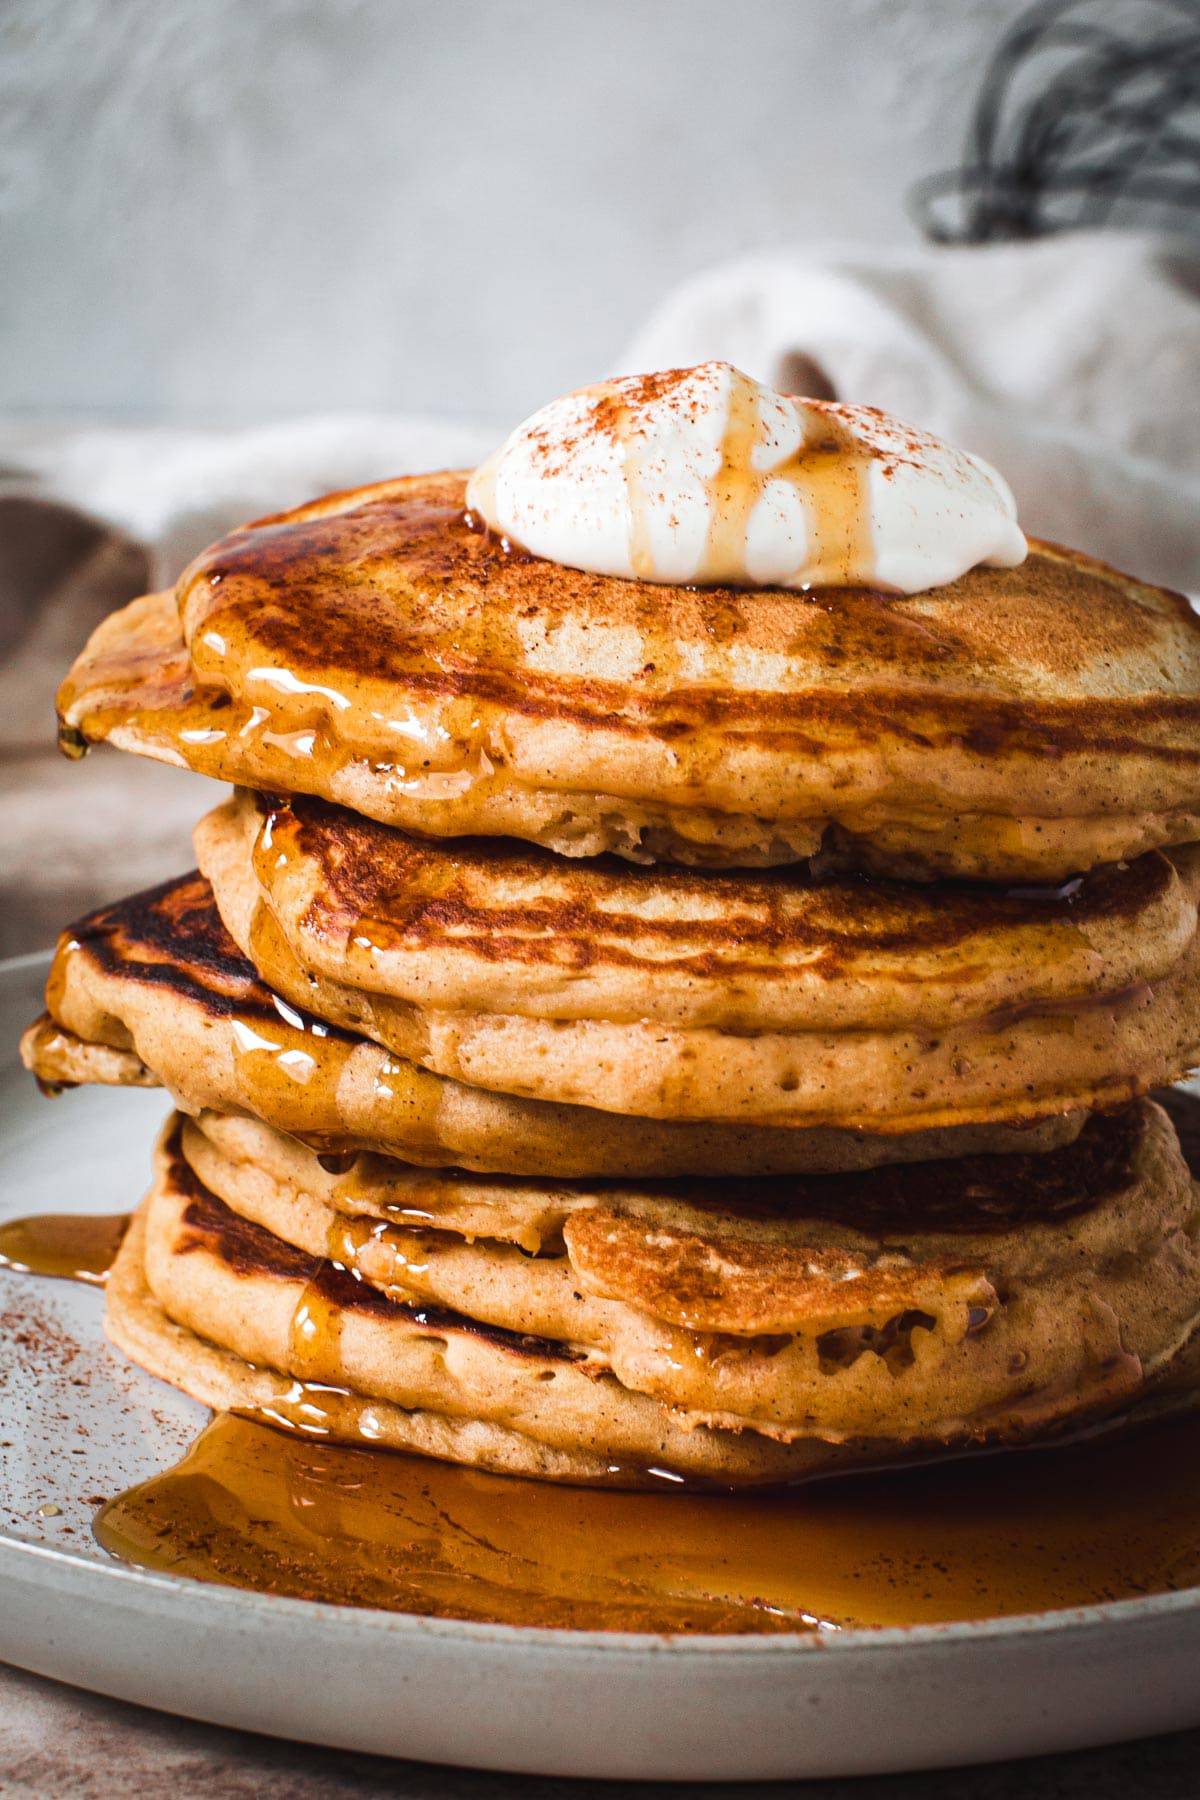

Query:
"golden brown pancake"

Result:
[[107, 1208, 722, 1488], [20, 873, 1090, 1175], [24, 1014, 154, 1092], [198, 788, 1200, 1127], [57, 473, 1200, 881], [180, 1099, 1200, 1447], [116, 1124, 863, 1488]]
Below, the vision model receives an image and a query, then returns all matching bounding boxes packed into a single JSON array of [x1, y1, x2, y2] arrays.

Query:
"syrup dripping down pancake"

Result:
[[56, 472, 1200, 881]]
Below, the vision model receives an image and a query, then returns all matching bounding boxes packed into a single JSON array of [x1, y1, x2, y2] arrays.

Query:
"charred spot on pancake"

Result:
[[59, 873, 357, 1041], [621, 1105, 1147, 1234], [65, 872, 257, 996]]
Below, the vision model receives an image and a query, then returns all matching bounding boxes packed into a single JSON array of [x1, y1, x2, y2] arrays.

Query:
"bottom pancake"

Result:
[[106, 1109, 1200, 1485], [178, 1101, 1200, 1444], [113, 1140, 858, 1488]]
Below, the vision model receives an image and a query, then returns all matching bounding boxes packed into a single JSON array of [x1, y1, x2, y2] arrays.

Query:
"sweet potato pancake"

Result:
[[101, 1103, 1200, 1486], [57, 472, 1200, 881], [194, 788, 1200, 1127]]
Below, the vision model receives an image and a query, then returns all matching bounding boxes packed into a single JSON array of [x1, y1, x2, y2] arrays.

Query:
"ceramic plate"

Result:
[[3, 949, 1200, 1781]]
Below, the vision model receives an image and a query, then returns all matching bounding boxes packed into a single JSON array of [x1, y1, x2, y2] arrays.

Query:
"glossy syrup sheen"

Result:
[[0, 1212, 129, 1285], [91, 1407, 1200, 1632], [595, 367, 876, 591]]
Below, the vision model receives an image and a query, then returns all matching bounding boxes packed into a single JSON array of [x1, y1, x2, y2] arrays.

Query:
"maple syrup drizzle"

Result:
[[699, 369, 762, 583], [617, 398, 657, 584], [614, 369, 878, 594], [284, 1209, 384, 1386], [796, 412, 877, 587], [241, 1379, 390, 1446], [0, 1212, 130, 1285], [288, 1267, 344, 1379], [224, 987, 356, 1143]]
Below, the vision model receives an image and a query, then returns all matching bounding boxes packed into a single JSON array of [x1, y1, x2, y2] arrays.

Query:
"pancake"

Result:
[[20, 874, 1086, 1177], [106, 1208, 679, 1488], [176, 1107, 1089, 1256], [179, 1099, 1200, 1446], [107, 1113, 1200, 1484], [56, 473, 1200, 881], [23, 1014, 154, 1092], [198, 788, 1200, 1127], [117, 1124, 867, 1488]]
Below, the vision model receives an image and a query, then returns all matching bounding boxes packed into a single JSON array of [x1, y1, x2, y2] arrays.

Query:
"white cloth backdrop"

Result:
[[3, 232, 1197, 951]]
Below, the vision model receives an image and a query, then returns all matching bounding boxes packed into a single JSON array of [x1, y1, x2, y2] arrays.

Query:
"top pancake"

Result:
[[57, 472, 1200, 880]]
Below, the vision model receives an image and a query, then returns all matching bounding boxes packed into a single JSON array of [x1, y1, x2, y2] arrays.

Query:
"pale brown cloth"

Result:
[[624, 232, 1200, 596]]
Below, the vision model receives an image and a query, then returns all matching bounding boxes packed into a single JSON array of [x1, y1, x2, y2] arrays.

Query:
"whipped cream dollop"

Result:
[[467, 362, 1027, 594]]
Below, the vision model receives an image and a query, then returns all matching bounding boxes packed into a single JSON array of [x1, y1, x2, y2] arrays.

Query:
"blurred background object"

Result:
[[1, 0, 1198, 954], [913, 0, 1200, 242]]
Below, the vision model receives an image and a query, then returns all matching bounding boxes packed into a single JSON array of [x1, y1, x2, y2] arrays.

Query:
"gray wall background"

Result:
[[1, 0, 1024, 427]]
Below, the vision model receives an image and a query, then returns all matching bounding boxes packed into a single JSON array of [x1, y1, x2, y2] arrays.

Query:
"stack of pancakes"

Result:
[[21, 469, 1200, 1487]]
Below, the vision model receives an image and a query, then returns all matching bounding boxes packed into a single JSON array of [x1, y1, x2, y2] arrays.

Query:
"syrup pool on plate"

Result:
[[5, 1087, 1200, 1633], [89, 1405, 1200, 1632]]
